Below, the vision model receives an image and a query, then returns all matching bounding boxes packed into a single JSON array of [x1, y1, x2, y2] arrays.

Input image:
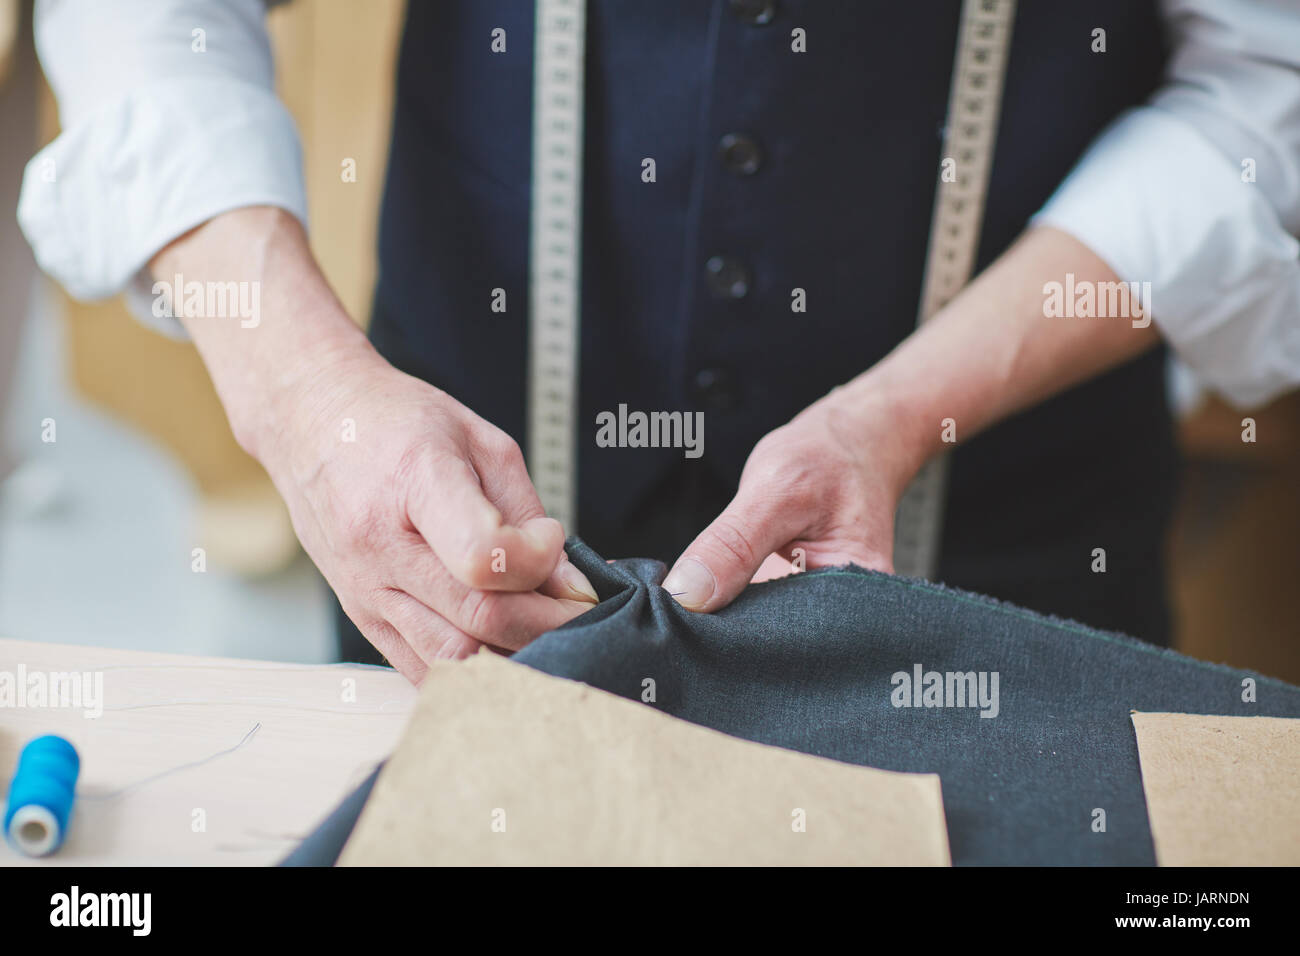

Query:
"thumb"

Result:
[[663, 492, 799, 613], [405, 451, 565, 591]]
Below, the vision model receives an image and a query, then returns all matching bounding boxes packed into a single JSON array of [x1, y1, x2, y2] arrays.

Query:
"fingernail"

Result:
[[558, 561, 599, 603], [662, 558, 715, 611]]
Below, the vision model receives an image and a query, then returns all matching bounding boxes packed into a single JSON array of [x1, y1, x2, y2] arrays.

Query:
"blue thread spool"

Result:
[[4, 735, 80, 857]]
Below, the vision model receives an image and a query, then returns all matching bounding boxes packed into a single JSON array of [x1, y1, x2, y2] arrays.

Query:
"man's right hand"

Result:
[[151, 207, 597, 682], [266, 354, 598, 680]]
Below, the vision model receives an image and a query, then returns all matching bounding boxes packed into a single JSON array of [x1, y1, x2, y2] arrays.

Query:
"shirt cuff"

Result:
[[1032, 108, 1300, 409], [17, 75, 308, 337]]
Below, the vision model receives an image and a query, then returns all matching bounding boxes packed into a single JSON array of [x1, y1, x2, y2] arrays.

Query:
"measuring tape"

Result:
[[892, 0, 1016, 579], [527, 0, 1015, 569], [528, 0, 587, 531]]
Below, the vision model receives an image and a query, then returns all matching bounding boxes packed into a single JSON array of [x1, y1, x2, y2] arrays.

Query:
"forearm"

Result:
[[838, 225, 1160, 486], [148, 207, 379, 462], [150, 212, 591, 673]]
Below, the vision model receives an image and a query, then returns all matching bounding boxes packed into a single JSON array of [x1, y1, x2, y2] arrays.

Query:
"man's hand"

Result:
[[151, 207, 598, 682], [265, 354, 599, 679], [665, 226, 1161, 612], [661, 389, 910, 612]]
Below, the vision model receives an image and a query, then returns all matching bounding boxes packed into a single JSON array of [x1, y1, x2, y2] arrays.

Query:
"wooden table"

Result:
[[0, 639, 415, 865]]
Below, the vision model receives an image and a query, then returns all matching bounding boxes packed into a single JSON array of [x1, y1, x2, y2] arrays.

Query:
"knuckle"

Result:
[[475, 425, 524, 469], [342, 501, 388, 553], [392, 443, 437, 521], [434, 632, 478, 661], [445, 542, 493, 587], [706, 514, 760, 570], [747, 455, 820, 511], [392, 440, 452, 501], [498, 436, 526, 469], [357, 617, 401, 662], [392, 441, 427, 488], [457, 588, 500, 637], [764, 450, 815, 487], [427, 448, 474, 488]]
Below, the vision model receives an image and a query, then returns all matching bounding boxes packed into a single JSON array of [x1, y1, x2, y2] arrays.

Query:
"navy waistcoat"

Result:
[[365, 0, 1179, 645]]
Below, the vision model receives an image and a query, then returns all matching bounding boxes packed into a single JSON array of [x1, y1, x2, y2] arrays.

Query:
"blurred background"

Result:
[[0, 0, 405, 662], [1, 0, 1297, 680]]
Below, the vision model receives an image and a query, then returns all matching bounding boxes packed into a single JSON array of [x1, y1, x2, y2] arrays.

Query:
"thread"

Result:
[[4, 735, 80, 857], [80, 722, 261, 802]]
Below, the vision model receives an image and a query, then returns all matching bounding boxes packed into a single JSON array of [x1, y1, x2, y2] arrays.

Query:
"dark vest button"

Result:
[[718, 133, 764, 176], [693, 367, 739, 410], [728, 0, 777, 26], [704, 255, 751, 299]]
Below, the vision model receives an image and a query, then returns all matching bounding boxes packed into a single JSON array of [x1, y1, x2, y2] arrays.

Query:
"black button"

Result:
[[704, 255, 751, 299], [693, 368, 739, 411], [718, 133, 764, 176], [728, 0, 777, 25]]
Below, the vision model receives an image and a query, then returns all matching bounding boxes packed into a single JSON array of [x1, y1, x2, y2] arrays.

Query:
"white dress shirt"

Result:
[[17, 0, 1300, 408]]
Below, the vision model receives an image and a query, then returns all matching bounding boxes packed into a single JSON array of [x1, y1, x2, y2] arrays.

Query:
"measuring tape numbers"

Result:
[[528, 0, 588, 532], [892, 0, 1016, 580], [526, 0, 1016, 575]]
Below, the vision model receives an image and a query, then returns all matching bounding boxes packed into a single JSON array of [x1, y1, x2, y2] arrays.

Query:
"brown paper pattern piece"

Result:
[[342, 652, 951, 866], [1132, 711, 1300, 866]]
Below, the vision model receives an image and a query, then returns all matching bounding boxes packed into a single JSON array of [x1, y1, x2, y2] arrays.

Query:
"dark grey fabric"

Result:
[[281, 766, 381, 867], [288, 538, 1300, 866]]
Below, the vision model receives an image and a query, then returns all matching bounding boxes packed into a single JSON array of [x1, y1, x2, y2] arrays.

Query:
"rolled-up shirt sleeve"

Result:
[[1032, 0, 1300, 409], [17, 0, 307, 332]]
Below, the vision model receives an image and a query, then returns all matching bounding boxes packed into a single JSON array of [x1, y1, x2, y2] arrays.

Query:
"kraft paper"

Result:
[[1132, 711, 1300, 866], [341, 651, 951, 866]]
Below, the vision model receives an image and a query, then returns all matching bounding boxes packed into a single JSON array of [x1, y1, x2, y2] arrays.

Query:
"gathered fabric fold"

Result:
[[288, 538, 1300, 866]]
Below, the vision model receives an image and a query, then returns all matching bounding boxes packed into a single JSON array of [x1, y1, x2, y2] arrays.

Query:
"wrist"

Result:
[[230, 319, 381, 469], [150, 206, 381, 464], [815, 373, 939, 500]]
